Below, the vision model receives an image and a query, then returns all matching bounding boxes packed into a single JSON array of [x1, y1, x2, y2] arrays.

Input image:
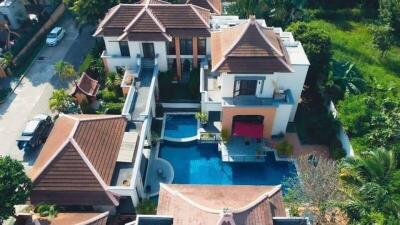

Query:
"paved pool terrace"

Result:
[[144, 113, 298, 197]]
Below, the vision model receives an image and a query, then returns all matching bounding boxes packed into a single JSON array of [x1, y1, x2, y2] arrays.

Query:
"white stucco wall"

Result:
[[272, 104, 293, 135], [206, 37, 211, 56], [218, 64, 309, 121], [103, 37, 168, 72]]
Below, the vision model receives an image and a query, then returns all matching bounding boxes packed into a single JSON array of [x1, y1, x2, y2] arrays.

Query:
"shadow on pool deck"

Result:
[[144, 158, 174, 197]]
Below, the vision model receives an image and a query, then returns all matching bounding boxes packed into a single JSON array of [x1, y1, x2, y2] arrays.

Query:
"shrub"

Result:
[[195, 112, 208, 125], [275, 139, 294, 156], [79, 53, 93, 74], [99, 89, 119, 102], [329, 138, 347, 160], [136, 199, 157, 215], [221, 129, 230, 143], [79, 98, 94, 114], [103, 102, 123, 114]]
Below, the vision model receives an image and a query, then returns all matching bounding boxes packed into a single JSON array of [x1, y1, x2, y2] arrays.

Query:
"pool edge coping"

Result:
[[161, 112, 200, 142]]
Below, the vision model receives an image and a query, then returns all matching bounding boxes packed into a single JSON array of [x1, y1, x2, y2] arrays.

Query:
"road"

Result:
[[0, 15, 95, 168]]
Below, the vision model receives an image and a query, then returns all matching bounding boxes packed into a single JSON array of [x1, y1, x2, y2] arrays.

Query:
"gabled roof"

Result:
[[186, 0, 222, 15], [211, 16, 293, 74], [157, 184, 286, 225], [72, 73, 100, 97], [29, 114, 127, 206], [17, 211, 109, 225], [94, 3, 210, 40]]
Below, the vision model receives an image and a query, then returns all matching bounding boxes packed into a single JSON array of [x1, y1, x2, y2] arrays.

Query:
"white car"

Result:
[[46, 27, 65, 46]]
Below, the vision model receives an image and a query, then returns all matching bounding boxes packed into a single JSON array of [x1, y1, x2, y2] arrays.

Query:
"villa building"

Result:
[[27, 0, 310, 223]]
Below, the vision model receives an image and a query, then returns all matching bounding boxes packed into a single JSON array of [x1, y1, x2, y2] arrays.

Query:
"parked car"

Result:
[[16, 114, 53, 151], [46, 27, 65, 46]]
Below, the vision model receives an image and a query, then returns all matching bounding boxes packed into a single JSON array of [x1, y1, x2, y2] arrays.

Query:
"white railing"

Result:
[[121, 55, 142, 120], [130, 55, 160, 204], [328, 101, 355, 157]]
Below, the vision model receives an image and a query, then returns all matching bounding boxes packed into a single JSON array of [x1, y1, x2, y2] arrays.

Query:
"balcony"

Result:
[[222, 90, 293, 107], [101, 50, 131, 59]]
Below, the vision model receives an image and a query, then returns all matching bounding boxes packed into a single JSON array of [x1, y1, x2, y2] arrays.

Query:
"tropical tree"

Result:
[[379, 0, 400, 38], [105, 72, 122, 90], [49, 89, 79, 113], [136, 199, 157, 215], [64, 0, 115, 25], [284, 155, 346, 225], [0, 156, 32, 223], [370, 24, 394, 58], [325, 61, 366, 101], [339, 149, 400, 224], [54, 61, 78, 80], [286, 22, 332, 89]]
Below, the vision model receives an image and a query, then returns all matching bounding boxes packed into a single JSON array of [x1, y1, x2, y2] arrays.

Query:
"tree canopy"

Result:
[[0, 156, 32, 222], [339, 149, 400, 224], [49, 89, 79, 113]]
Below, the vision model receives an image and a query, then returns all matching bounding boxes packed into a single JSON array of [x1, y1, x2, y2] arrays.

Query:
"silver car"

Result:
[[46, 27, 65, 46]]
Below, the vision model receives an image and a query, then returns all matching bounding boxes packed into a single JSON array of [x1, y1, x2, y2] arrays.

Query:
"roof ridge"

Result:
[[190, 4, 210, 27], [70, 139, 119, 206], [78, 211, 110, 225], [93, 4, 121, 36], [73, 115, 125, 122], [253, 20, 284, 57], [206, 0, 221, 14], [160, 184, 282, 214], [124, 6, 146, 32]]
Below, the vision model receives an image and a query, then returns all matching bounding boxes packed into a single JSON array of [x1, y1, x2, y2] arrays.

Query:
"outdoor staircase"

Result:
[[142, 59, 154, 69]]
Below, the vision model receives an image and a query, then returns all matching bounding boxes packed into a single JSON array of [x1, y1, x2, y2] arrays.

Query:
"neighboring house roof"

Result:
[[211, 16, 293, 74], [93, 3, 210, 40], [186, 0, 221, 15], [16, 212, 109, 225], [29, 114, 127, 206], [157, 184, 286, 225], [71, 73, 100, 98]]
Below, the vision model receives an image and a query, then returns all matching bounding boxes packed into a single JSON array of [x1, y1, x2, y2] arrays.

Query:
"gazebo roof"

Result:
[[72, 73, 100, 97]]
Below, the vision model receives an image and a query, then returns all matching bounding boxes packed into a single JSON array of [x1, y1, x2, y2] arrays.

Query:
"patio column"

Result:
[[192, 37, 198, 69], [174, 37, 182, 80]]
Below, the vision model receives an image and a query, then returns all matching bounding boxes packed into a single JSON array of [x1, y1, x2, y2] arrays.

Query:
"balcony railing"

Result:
[[222, 90, 294, 107]]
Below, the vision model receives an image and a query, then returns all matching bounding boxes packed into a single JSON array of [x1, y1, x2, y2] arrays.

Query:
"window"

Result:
[[198, 38, 206, 55], [166, 41, 175, 55], [119, 41, 130, 57], [234, 80, 257, 96], [168, 58, 177, 71], [180, 38, 193, 55]]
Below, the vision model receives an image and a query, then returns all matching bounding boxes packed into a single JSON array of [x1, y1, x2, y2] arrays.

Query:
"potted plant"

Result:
[[195, 112, 208, 127], [220, 128, 230, 143], [275, 139, 294, 157]]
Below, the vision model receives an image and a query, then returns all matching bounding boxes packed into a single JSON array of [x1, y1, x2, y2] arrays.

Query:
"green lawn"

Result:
[[308, 19, 400, 87], [305, 18, 400, 152]]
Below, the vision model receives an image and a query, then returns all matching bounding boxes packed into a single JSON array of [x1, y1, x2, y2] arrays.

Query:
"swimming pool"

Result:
[[163, 114, 198, 140], [159, 141, 296, 186]]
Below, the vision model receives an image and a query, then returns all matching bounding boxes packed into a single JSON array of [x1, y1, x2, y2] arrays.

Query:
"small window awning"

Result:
[[232, 121, 263, 139]]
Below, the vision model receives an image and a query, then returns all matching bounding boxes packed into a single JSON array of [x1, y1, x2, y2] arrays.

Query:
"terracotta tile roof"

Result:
[[29, 114, 127, 206], [211, 17, 293, 73], [16, 211, 109, 225], [186, 0, 222, 15], [72, 73, 100, 97], [94, 3, 210, 40], [157, 184, 286, 225]]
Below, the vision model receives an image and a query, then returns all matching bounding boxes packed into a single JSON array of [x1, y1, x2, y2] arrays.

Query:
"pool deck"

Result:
[[219, 136, 268, 162]]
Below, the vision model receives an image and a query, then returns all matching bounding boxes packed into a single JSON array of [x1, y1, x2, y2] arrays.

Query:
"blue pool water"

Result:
[[163, 114, 198, 139], [159, 141, 296, 186]]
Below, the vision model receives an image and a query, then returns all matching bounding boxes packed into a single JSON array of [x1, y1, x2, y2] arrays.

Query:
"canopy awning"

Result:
[[232, 121, 263, 139]]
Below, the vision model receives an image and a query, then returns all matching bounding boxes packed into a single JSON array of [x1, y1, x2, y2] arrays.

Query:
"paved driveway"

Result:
[[0, 16, 95, 168]]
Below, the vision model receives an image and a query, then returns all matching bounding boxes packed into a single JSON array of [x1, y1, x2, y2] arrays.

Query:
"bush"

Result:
[[103, 102, 123, 114], [329, 138, 347, 160], [79, 98, 94, 114], [275, 139, 294, 156], [136, 199, 156, 215], [307, 112, 340, 145], [99, 89, 119, 102], [79, 53, 93, 74], [221, 129, 230, 143]]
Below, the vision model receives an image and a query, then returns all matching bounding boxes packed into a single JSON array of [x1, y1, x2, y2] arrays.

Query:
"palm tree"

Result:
[[339, 149, 400, 223], [54, 60, 78, 80], [49, 89, 78, 113], [105, 72, 122, 90]]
